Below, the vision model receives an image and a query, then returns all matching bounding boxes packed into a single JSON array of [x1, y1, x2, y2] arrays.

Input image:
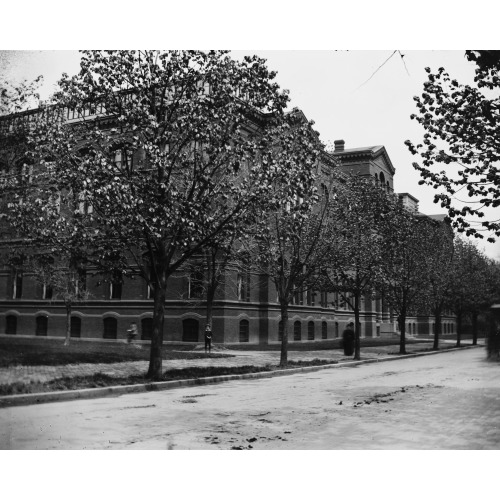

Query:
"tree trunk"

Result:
[[205, 257, 218, 342], [64, 301, 71, 346], [399, 307, 407, 355], [147, 283, 166, 380], [280, 302, 289, 367], [456, 311, 463, 348], [472, 311, 478, 346], [353, 292, 361, 361], [433, 307, 441, 350]]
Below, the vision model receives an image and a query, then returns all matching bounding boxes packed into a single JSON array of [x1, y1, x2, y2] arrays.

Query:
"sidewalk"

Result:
[[0, 340, 468, 386]]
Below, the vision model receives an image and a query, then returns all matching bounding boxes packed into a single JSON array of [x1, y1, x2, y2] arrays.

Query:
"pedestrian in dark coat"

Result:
[[205, 324, 213, 354]]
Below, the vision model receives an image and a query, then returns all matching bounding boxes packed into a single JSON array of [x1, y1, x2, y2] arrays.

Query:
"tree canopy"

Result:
[[406, 50, 500, 241]]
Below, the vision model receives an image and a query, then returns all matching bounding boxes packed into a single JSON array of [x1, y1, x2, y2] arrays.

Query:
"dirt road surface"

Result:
[[1, 347, 499, 449]]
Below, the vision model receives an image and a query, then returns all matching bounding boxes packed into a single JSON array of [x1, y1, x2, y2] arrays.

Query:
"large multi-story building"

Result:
[[0, 105, 456, 345]]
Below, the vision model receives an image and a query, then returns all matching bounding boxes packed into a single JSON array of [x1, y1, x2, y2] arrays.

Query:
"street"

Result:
[[1, 347, 499, 449]]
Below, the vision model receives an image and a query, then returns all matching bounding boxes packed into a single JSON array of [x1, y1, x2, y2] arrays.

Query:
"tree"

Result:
[[27, 254, 90, 345], [380, 204, 429, 355], [0, 76, 43, 116], [405, 51, 500, 240], [320, 173, 389, 360], [246, 112, 328, 366], [447, 238, 497, 347], [416, 218, 455, 350], [0, 77, 44, 245], [7, 50, 295, 380]]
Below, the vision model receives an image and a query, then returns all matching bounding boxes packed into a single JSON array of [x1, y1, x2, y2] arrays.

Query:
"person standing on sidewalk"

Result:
[[127, 321, 138, 345], [205, 324, 213, 354]]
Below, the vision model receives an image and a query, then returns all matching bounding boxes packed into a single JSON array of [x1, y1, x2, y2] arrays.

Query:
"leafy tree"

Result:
[[405, 51, 500, 240], [246, 113, 328, 366], [0, 76, 43, 116], [27, 254, 90, 345], [0, 77, 44, 245], [380, 203, 429, 355], [320, 173, 390, 360], [468, 257, 500, 345], [447, 238, 497, 347], [6, 50, 295, 380], [416, 218, 455, 350]]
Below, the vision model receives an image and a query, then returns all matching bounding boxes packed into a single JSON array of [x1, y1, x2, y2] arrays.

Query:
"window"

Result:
[[6, 315, 17, 335], [109, 276, 122, 300], [278, 320, 283, 341], [322, 321, 327, 340], [78, 192, 93, 215], [141, 318, 153, 340], [188, 267, 204, 299], [75, 267, 87, 296], [237, 270, 250, 301], [306, 290, 315, 307], [292, 288, 303, 306], [239, 319, 249, 343], [11, 269, 23, 299], [335, 322, 339, 338], [320, 291, 328, 308], [308, 321, 315, 340], [103, 317, 117, 339], [42, 283, 53, 300], [36, 315, 48, 336], [182, 318, 199, 342], [293, 321, 301, 341], [70, 316, 81, 338]]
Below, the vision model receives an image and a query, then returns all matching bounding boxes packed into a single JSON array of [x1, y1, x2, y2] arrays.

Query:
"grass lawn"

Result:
[[0, 337, 232, 368], [0, 358, 338, 396]]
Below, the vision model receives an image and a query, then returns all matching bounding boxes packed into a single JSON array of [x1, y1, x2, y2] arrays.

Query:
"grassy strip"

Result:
[[0, 340, 232, 367], [0, 358, 336, 396]]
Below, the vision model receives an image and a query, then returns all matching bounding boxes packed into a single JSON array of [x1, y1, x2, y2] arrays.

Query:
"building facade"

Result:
[[0, 108, 456, 344]]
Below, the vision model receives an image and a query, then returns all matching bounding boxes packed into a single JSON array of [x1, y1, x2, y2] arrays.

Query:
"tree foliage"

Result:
[[246, 112, 328, 366], [320, 173, 391, 360], [380, 203, 430, 354], [4, 50, 312, 379], [406, 51, 500, 240]]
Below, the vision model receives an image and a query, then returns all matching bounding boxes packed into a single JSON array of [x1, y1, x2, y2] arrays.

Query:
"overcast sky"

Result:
[[1, 49, 499, 260]]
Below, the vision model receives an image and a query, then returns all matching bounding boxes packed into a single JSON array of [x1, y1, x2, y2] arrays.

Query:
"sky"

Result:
[[1, 49, 499, 260]]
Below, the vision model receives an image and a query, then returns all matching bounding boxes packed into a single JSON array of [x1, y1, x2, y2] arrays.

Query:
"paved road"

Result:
[[1, 347, 498, 449]]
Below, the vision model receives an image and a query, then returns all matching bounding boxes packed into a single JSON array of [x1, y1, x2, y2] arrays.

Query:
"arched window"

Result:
[[322, 321, 327, 340], [70, 316, 81, 338], [6, 315, 17, 335], [379, 172, 386, 186], [278, 320, 283, 341], [374, 173, 379, 185], [141, 318, 153, 340], [239, 319, 249, 343], [103, 317, 117, 339], [182, 318, 199, 342], [307, 321, 315, 340], [36, 315, 48, 336], [294, 321, 301, 341]]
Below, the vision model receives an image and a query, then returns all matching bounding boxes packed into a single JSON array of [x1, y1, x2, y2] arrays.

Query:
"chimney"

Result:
[[334, 139, 345, 152]]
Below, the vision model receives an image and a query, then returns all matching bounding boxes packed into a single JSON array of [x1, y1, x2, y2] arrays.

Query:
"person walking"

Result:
[[127, 321, 138, 345], [204, 324, 213, 354]]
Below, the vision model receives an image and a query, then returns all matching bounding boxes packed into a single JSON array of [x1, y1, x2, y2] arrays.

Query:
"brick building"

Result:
[[0, 106, 456, 344]]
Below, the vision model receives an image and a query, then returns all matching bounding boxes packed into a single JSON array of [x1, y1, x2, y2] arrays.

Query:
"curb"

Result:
[[0, 345, 481, 408]]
